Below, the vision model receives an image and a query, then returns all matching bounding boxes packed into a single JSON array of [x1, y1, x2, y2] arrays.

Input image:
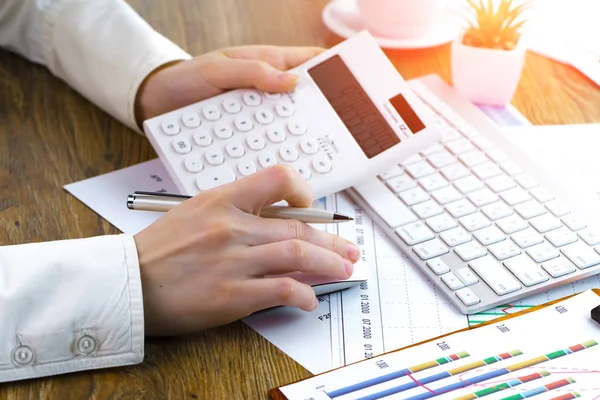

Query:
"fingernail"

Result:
[[278, 72, 297, 85], [344, 259, 354, 278], [347, 244, 360, 262]]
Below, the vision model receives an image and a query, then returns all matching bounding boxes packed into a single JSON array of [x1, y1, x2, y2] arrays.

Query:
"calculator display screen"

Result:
[[308, 55, 413, 159]]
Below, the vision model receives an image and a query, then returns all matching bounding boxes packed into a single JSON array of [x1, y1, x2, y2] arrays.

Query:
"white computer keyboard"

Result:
[[348, 74, 600, 314]]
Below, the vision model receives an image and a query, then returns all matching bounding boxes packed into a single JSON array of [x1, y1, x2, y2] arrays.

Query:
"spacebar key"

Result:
[[353, 179, 417, 228], [469, 256, 522, 296]]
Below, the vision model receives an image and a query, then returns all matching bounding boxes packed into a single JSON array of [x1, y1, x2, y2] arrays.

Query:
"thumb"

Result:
[[203, 58, 299, 93]]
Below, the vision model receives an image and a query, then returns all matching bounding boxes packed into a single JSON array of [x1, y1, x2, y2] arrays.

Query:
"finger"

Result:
[[218, 165, 313, 214], [242, 216, 361, 263], [202, 57, 299, 93], [237, 277, 319, 313], [221, 45, 326, 70], [242, 239, 353, 279]]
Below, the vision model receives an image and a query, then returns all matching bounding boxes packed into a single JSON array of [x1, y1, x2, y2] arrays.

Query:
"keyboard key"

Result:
[[235, 116, 254, 132], [379, 165, 403, 180], [527, 241, 560, 263], [456, 287, 480, 306], [472, 162, 502, 180], [397, 221, 435, 245], [287, 120, 307, 136], [469, 256, 522, 296], [426, 213, 458, 233], [542, 257, 576, 278], [499, 161, 522, 176], [456, 267, 479, 286], [441, 272, 465, 290], [225, 141, 245, 158], [545, 200, 570, 217], [440, 227, 472, 246], [459, 150, 488, 168], [512, 228, 544, 248], [259, 153, 277, 168], [427, 150, 456, 168], [481, 201, 513, 221], [399, 187, 430, 206], [579, 229, 600, 246], [202, 105, 222, 121], [455, 241, 487, 261], [414, 238, 449, 260], [440, 163, 470, 181], [446, 138, 475, 155], [255, 109, 275, 125], [205, 149, 225, 166], [459, 212, 491, 232], [182, 112, 201, 128], [237, 160, 257, 176], [561, 242, 600, 269], [497, 215, 528, 234], [503, 255, 549, 287], [474, 226, 505, 246], [488, 240, 521, 261], [486, 148, 508, 163], [405, 161, 435, 179], [222, 98, 242, 114], [431, 186, 462, 205], [299, 136, 319, 154], [467, 188, 498, 207], [161, 119, 181, 136], [514, 200, 546, 219], [418, 173, 448, 192], [193, 129, 212, 147], [353, 179, 416, 228], [183, 155, 204, 173], [454, 176, 484, 194], [514, 173, 538, 189], [562, 215, 587, 231], [486, 175, 517, 193], [196, 166, 235, 191], [530, 214, 562, 233], [500, 187, 531, 206], [545, 228, 578, 247], [242, 91, 262, 106], [413, 200, 443, 219], [530, 186, 554, 203], [427, 257, 450, 275], [172, 138, 192, 154], [312, 155, 332, 174], [446, 199, 477, 218], [266, 126, 286, 144]]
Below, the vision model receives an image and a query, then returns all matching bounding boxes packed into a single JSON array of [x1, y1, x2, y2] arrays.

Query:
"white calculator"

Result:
[[143, 31, 440, 199]]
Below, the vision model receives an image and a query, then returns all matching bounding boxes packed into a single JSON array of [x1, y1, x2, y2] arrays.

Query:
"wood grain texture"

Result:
[[0, 0, 599, 399]]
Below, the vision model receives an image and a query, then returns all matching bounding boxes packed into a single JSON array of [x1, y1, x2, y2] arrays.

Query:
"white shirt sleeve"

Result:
[[0, 0, 192, 132], [0, 234, 144, 382]]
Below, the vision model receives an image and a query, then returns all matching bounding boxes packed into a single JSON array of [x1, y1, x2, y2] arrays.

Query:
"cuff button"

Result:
[[77, 335, 97, 355], [12, 345, 34, 366]]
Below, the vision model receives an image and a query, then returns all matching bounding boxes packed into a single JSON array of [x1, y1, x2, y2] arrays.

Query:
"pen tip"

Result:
[[333, 213, 354, 221]]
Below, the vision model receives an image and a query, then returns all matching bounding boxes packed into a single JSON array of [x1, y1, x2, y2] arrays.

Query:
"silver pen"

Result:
[[127, 191, 353, 224]]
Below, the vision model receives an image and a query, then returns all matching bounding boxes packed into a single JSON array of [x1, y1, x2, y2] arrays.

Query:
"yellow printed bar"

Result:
[[448, 360, 486, 375], [411, 360, 439, 372], [507, 356, 548, 372], [455, 394, 477, 400]]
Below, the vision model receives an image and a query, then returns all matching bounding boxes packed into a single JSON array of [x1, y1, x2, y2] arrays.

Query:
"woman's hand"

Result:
[[134, 166, 360, 336], [134, 45, 325, 125]]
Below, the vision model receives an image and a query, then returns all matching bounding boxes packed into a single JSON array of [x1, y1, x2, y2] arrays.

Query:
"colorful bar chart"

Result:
[[500, 377, 576, 400], [550, 393, 581, 400], [326, 352, 470, 398], [352, 351, 522, 400], [454, 370, 550, 400]]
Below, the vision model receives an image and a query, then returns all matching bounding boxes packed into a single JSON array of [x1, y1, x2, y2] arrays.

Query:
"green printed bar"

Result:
[[546, 350, 568, 360]]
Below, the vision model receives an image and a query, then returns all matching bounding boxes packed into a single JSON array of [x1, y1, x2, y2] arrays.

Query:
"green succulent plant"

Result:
[[462, 0, 531, 51]]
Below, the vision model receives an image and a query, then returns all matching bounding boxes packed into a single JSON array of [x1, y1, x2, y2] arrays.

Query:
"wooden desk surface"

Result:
[[1, 0, 599, 398]]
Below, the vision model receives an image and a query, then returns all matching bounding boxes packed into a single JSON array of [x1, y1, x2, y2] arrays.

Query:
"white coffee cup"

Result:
[[356, 0, 445, 39]]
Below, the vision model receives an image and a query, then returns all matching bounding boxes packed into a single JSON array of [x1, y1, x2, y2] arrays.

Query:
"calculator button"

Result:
[[235, 116, 254, 132], [312, 155, 332, 174], [246, 133, 266, 151], [196, 166, 236, 191], [184, 156, 204, 173], [182, 112, 201, 128], [202, 105, 222, 121], [275, 101, 295, 117], [264, 92, 282, 100], [205, 149, 225, 166], [287, 120, 307, 136], [292, 164, 311, 180], [299, 137, 319, 154], [242, 91, 262, 106], [266, 126, 286, 143], [238, 160, 257, 176], [161, 120, 181, 136], [255, 109, 275, 125], [214, 123, 233, 139], [192, 130, 212, 147], [172, 138, 192, 154], [279, 145, 299, 162], [226, 141, 245, 158], [259, 153, 278, 168], [222, 99, 242, 114]]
